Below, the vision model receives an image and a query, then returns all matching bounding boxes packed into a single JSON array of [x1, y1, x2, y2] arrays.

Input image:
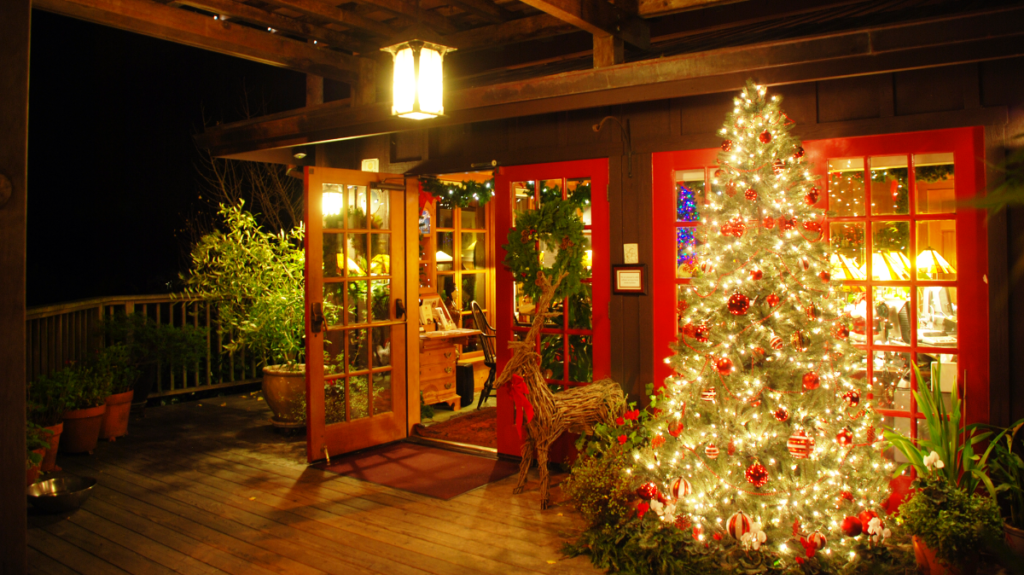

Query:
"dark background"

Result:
[[27, 10, 306, 306]]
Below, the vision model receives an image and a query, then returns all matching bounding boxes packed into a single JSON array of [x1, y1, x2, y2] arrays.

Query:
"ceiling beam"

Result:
[[257, 0, 396, 38], [515, 0, 649, 49], [176, 0, 375, 52], [442, 13, 575, 50], [639, 0, 741, 18], [196, 5, 1024, 156], [35, 0, 364, 83], [346, 0, 458, 34], [447, 0, 517, 24]]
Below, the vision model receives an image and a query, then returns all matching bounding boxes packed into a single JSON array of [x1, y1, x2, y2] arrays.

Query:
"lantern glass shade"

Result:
[[383, 39, 452, 120]]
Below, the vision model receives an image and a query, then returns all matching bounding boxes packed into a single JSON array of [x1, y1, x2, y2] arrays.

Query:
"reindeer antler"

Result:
[[495, 270, 567, 389]]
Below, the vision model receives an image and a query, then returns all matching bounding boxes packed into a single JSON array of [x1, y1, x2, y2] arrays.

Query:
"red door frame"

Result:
[[494, 158, 611, 458], [653, 127, 988, 425]]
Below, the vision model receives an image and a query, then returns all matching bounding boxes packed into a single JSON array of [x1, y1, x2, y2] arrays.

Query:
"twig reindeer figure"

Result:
[[496, 270, 626, 509]]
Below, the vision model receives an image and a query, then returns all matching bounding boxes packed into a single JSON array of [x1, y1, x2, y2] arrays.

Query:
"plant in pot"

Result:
[[92, 343, 141, 441], [59, 363, 111, 454], [885, 364, 1004, 575], [28, 366, 79, 471], [26, 421, 52, 486], [972, 419, 1024, 556], [182, 201, 332, 429]]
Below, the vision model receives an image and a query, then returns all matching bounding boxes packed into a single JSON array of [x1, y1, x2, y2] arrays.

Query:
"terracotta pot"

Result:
[[60, 404, 107, 454], [41, 422, 63, 472], [262, 365, 306, 430], [1006, 523, 1024, 557], [100, 390, 134, 440], [26, 448, 46, 486], [912, 536, 975, 575]]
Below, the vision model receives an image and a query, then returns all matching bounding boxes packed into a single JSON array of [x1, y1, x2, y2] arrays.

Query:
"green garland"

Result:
[[503, 197, 589, 302], [420, 176, 494, 208]]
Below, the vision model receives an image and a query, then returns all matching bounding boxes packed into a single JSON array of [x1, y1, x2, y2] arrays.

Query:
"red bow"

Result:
[[418, 179, 434, 211], [509, 374, 535, 439]]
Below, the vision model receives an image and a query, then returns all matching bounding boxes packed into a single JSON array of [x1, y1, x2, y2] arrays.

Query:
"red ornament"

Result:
[[637, 481, 660, 500], [780, 217, 796, 231], [832, 322, 850, 340], [745, 463, 769, 487], [670, 477, 692, 499], [867, 426, 877, 443], [720, 217, 746, 238], [836, 427, 854, 446], [727, 511, 751, 539], [714, 169, 724, 179], [802, 371, 821, 390], [800, 256, 810, 271], [774, 407, 790, 422], [705, 444, 719, 459], [678, 299, 689, 314], [766, 293, 780, 307], [770, 335, 784, 350], [744, 188, 758, 201], [804, 191, 820, 206], [772, 159, 785, 174], [808, 531, 827, 549], [803, 220, 823, 234], [858, 510, 879, 529], [700, 388, 717, 402], [722, 140, 733, 152], [793, 146, 805, 160], [728, 293, 750, 315], [841, 516, 863, 537], [715, 357, 734, 375], [699, 260, 715, 275], [750, 269, 763, 280], [762, 216, 776, 229], [819, 270, 831, 282], [843, 390, 861, 407], [759, 130, 772, 144], [728, 440, 736, 455], [838, 491, 855, 506], [668, 421, 684, 438], [787, 431, 815, 459], [694, 324, 710, 343], [805, 305, 820, 320]]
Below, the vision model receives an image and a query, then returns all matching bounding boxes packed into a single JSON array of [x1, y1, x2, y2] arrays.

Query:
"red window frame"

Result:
[[653, 128, 989, 432], [494, 159, 611, 458]]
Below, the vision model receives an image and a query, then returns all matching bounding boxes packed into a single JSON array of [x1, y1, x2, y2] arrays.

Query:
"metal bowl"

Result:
[[27, 475, 96, 514]]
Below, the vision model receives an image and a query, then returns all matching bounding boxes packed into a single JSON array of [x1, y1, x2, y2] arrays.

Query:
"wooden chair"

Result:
[[471, 301, 497, 409]]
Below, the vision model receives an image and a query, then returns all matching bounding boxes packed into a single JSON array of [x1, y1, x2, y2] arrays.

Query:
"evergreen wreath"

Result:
[[504, 197, 589, 302], [419, 176, 494, 208]]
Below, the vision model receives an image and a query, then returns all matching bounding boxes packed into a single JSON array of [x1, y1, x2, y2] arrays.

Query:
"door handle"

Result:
[[311, 302, 324, 334], [396, 298, 406, 319]]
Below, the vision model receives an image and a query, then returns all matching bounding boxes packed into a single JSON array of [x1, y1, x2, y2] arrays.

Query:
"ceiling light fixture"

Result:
[[381, 25, 455, 120]]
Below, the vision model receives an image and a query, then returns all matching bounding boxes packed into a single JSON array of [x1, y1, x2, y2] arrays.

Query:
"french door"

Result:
[[304, 167, 418, 462]]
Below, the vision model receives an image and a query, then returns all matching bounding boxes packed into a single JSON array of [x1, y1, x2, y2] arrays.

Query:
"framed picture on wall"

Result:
[[613, 264, 647, 295]]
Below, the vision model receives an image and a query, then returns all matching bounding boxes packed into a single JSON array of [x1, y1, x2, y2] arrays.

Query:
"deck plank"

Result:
[[28, 528, 131, 575], [26, 546, 80, 575]]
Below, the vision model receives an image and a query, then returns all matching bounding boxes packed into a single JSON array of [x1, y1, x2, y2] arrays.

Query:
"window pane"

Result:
[[514, 282, 534, 326], [869, 156, 909, 215], [439, 274, 458, 309], [828, 157, 865, 217], [540, 179, 563, 205], [370, 233, 390, 276], [568, 285, 592, 330], [348, 281, 369, 325], [460, 232, 485, 271], [583, 231, 593, 280], [347, 329, 369, 372], [436, 232, 454, 272], [829, 223, 865, 280], [370, 187, 389, 230], [349, 375, 369, 420], [461, 315, 480, 353], [323, 233, 343, 278], [371, 280, 390, 322], [873, 286, 911, 347], [372, 371, 392, 415], [346, 234, 368, 277], [461, 200, 482, 229], [568, 335, 593, 383], [871, 222, 910, 280], [676, 170, 704, 223], [541, 334, 565, 381], [871, 350, 911, 410], [568, 179, 592, 225], [346, 185, 367, 229], [918, 287, 957, 347], [915, 153, 956, 214], [436, 203, 454, 228], [323, 284, 345, 327], [325, 379, 346, 423], [676, 227, 699, 279], [372, 326, 391, 368], [916, 221, 956, 280], [324, 332, 345, 374], [512, 181, 535, 227], [418, 262, 432, 291], [322, 184, 345, 229], [461, 273, 486, 312]]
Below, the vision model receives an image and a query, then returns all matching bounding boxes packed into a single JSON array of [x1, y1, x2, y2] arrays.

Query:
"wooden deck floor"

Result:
[[27, 393, 603, 575]]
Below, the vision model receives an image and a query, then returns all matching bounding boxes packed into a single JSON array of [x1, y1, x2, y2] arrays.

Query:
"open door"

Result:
[[304, 167, 418, 462]]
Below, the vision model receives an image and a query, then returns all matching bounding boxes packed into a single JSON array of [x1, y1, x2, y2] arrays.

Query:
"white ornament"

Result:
[[867, 516, 891, 543], [740, 521, 767, 551]]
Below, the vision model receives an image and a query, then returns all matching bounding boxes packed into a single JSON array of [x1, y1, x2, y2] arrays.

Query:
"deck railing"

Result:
[[26, 295, 261, 398]]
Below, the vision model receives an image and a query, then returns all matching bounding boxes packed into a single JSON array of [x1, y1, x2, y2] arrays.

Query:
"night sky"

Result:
[[27, 10, 307, 306]]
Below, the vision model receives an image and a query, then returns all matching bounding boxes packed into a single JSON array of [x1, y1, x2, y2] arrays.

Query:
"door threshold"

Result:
[[404, 435, 498, 459]]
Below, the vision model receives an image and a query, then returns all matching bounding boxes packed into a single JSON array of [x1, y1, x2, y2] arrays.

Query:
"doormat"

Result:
[[413, 407, 497, 448], [317, 441, 518, 500]]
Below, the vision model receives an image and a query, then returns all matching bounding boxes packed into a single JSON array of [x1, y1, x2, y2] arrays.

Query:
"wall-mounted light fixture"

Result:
[[381, 26, 455, 120]]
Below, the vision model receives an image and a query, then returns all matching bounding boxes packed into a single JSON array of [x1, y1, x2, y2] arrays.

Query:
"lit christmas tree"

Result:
[[634, 82, 894, 567]]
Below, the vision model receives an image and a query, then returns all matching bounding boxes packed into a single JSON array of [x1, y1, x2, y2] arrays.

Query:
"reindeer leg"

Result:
[[513, 438, 533, 495], [536, 441, 552, 509]]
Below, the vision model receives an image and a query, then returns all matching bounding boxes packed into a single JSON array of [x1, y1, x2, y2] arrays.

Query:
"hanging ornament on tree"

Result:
[[805, 305, 820, 320], [700, 388, 717, 402], [804, 189, 820, 206], [804, 220, 823, 234], [762, 216, 776, 229], [746, 462, 769, 487], [678, 299, 689, 314], [808, 531, 827, 549], [836, 427, 854, 446], [759, 129, 772, 144], [770, 335, 784, 350], [728, 439, 736, 455], [774, 407, 790, 422], [728, 293, 750, 315], [700, 261, 716, 275], [744, 188, 758, 201], [781, 217, 797, 232], [819, 270, 831, 282], [772, 159, 785, 175], [715, 357, 734, 375], [694, 324, 710, 342], [750, 269, 763, 280], [787, 430, 815, 459], [800, 256, 811, 271], [802, 371, 821, 390], [637, 482, 660, 501], [727, 511, 752, 539], [714, 169, 724, 179], [838, 491, 855, 507], [791, 331, 810, 351], [842, 390, 861, 407], [866, 426, 877, 444], [793, 146, 805, 160], [722, 140, 733, 152], [670, 477, 692, 499], [832, 322, 850, 340], [668, 421, 685, 438], [766, 293, 780, 307], [705, 444, 720, 459], [841, 516, 863, 537]]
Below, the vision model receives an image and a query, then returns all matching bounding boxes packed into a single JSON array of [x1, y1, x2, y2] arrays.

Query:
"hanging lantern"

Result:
[[381, 28, 455, 120]]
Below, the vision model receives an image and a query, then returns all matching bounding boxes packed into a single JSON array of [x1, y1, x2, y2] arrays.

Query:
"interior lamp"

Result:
[[870, 252, 904, 281], [381, 26, 455, 120], [323, 191, 344, 216], [917, 247, 956, 275], [829, 253, 864, 280]]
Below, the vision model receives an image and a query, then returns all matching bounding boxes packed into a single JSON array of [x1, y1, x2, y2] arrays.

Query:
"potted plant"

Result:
[[973, 420, 1024, 555], [885, 363, 1004, 574], [93, 343, 141, 441], [28, 366, 78, 471], [59, 362, 110, 454], [182, 201, 325, 429], [26, 421, 52, 486]]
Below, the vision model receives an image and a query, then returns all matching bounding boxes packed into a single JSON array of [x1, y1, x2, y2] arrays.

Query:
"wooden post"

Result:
[[306, 40, 324, 108], [354, 56, 378, 106], [0, 0, 30, 572], [593, 34, 623, 68]]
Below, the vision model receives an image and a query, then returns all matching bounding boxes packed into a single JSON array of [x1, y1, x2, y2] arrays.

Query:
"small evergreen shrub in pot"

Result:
[[59, 363, 110, 454]]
